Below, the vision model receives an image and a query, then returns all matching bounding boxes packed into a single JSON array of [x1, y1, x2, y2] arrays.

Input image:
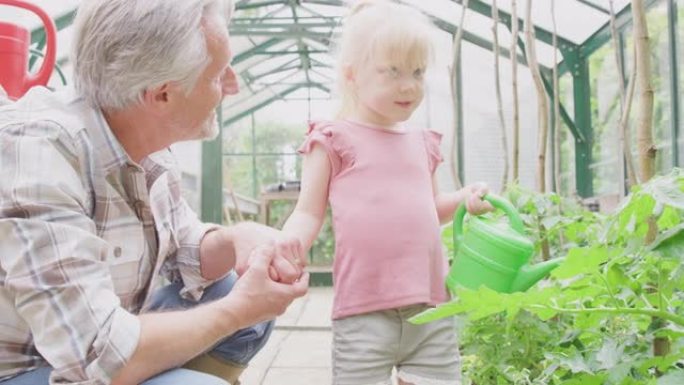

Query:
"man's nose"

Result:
[[222, 66, 239, 96]]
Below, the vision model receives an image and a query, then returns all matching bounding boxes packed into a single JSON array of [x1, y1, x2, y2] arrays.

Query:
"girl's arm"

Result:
[[282, 145, 331, 253], [433, 176, 493, 224]]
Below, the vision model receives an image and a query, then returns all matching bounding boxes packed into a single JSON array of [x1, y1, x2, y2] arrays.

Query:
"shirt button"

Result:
[[113, 246, 122, 258]]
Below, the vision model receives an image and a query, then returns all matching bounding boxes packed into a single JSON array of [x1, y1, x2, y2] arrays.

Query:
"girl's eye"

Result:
[[379, 66, 400, 78], [413, 68, 425, 79]]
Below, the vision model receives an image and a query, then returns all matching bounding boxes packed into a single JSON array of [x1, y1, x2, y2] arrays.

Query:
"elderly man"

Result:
[[0, 1, 308, 384]]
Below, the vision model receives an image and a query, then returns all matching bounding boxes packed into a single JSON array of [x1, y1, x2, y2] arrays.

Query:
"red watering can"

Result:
[[0, 0, 56, 100]]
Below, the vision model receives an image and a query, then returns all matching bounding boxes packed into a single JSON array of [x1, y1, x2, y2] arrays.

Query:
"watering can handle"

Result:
[[2, 0, 57, 89], [452, 194, 526, 242]]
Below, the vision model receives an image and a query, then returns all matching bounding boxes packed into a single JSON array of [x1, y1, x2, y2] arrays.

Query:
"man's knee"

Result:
[[210, 318, 275, 365]]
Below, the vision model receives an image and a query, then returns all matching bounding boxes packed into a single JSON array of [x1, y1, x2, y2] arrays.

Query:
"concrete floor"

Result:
[[241, 287, 334, 385]]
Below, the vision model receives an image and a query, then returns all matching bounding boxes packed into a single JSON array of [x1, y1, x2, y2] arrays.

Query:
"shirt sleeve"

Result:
[[0, 124, 140, 384], [422, 130, 444, 174], [298, 120, 342, 176], [171, 198, 222, 301]]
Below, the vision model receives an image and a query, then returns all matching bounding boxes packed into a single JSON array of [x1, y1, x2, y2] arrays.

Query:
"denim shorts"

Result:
[[332, 304, 461, 385]]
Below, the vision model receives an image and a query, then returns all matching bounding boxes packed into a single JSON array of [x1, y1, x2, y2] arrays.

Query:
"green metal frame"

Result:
[[201, 107, 225, 225], [667, 0, 679, 167]]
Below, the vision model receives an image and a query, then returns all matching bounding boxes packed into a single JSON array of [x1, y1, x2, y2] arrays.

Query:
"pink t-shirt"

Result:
[[298, 119, 449, 320]]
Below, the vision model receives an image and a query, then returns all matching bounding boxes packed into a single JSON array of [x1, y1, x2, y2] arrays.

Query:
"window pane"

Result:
[[647, 1, 673, 173], [589, 42, 622, 196]]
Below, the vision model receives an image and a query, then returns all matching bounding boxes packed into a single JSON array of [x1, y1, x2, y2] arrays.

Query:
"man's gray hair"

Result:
[[71, 0, 234, 110]]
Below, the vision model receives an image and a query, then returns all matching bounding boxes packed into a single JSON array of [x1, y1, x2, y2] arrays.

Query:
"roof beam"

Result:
[[231, 38, 285, 65], [229, 17, 337, 51], [301, 0, 345, 6], [235, 0, 287, 10], [574, 0, 610, 14], [429, 16, 535, 70], [222, 84, 306, 126], [288, 0, 312, 87]]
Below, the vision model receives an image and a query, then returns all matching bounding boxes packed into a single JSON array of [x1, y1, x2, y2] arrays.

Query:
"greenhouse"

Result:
[[0, 0, 683, 384]]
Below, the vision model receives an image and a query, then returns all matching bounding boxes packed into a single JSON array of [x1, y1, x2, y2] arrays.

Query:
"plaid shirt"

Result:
[[0, 87, 219, 384]]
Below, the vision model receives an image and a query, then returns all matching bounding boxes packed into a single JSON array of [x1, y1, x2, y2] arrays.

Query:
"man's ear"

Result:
[[142, 83, 174, 116]]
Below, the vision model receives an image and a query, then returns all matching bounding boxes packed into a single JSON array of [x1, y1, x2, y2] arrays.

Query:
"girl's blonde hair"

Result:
[[334, 0, 436, 118]]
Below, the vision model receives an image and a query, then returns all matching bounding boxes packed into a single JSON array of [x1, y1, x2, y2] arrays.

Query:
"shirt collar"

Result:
[[68, 90, 172, 180]]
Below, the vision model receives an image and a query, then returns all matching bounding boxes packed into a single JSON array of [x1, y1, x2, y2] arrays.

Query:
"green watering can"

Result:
[[446, 194, 562, 294], [409, 194, 563, 324]]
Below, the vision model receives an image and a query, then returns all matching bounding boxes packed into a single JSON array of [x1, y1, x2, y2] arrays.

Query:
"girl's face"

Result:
[[350, 58, 425, 127]]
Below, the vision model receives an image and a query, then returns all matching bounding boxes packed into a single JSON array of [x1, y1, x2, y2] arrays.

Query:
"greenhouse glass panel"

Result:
[[222, 116, 254, 155], [460, 41, 539, 192], [589, 42, 622, 196], [646, 1, 673, 174], [558, 73, 576, 194], [223, 153, 299, 199]]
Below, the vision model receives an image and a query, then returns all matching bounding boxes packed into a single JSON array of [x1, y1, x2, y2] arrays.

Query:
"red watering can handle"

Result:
[[452, 194, 526, 244], [1, 0, 57, 89]]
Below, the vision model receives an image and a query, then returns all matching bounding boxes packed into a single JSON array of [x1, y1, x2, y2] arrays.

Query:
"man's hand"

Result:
[[231, 222, 306, 284], [463, 182, 494, 215], [223, 245, 309, 328]]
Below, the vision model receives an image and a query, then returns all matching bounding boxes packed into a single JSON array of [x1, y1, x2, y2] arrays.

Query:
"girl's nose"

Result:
[[399, 77, 418, 93], [222, 66, 239, 96]]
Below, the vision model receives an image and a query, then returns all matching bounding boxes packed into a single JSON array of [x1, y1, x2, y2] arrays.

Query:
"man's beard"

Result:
[[199, 113, 220, 140]]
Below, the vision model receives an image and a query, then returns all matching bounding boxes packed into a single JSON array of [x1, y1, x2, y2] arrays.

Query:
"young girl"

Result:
[[282, 1, 492, 384]]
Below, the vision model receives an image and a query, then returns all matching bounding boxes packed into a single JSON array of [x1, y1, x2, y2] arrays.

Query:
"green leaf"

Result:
[[606, 264, 630, 289], [642, 171, 684, 210], [559, 373, 607, 385], [596, 338, 623, 370], [408, 286, 511, 324], [552, 246, 609, 279], [559, 352, 592, 374], [650, 223, 684, 260], [407, 300, 465, 324], [657, 369, 684, 385], [657, 206, 680, 230]]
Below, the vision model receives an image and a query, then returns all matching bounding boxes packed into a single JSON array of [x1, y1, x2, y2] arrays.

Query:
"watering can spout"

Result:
[[510, 258, 563, 292]]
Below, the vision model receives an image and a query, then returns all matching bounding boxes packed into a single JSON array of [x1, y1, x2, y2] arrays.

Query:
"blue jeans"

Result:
[[1, 272, 274, 385]]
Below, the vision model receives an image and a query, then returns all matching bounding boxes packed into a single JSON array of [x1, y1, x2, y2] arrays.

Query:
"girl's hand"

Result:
[[233, 223, 305, 283], [265, 235, 306, 284], [464, 182, 494, 215]]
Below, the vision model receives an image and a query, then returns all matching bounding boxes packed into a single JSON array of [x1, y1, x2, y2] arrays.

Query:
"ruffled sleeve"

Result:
[[422, 130, 444, 174], [298, 120, 342, 176]]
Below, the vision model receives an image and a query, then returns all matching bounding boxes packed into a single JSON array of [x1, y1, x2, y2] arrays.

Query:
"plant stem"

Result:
[[529, 305, 684, 327]]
